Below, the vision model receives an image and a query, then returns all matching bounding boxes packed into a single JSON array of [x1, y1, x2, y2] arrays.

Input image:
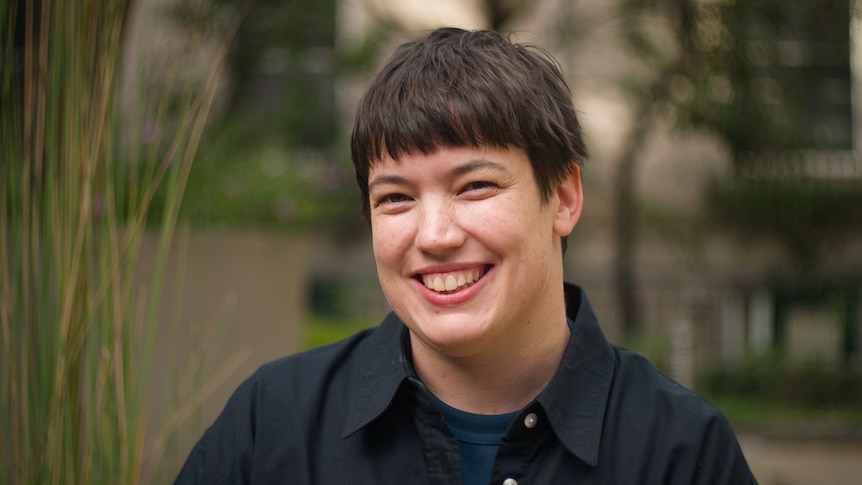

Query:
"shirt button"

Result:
[[524, 412, 538, 429], [502, 479, 518, 485]]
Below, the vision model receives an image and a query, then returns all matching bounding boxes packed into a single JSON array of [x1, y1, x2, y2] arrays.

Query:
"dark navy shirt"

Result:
[[175, 284, 758, 484]]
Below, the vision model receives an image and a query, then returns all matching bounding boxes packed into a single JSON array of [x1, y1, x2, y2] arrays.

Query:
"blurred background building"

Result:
[[119, 0, 862, 481]]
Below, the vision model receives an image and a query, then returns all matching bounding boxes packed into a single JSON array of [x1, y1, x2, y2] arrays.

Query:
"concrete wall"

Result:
[[138, 229, 309, 479]]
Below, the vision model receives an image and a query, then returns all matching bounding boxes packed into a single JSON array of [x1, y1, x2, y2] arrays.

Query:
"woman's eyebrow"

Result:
[[368, 174, 409, 192], [369, 158, 509, 191], [451, 159, 509, 177]]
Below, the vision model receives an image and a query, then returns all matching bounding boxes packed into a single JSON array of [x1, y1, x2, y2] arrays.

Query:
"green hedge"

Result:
[[708, 179, 862, 263], [697, 354, 862, 407]]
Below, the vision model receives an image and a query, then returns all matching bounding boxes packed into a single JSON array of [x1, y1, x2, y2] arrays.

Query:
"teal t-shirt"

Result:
[[431, 395, 518, 485]]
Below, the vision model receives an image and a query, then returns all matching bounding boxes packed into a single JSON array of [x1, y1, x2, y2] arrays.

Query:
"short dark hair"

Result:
[[350, 27, 588, 220]]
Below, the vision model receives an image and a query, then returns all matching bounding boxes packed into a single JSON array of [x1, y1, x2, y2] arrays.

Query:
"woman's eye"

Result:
[[462, 181, 496, 193], [377, 193, 410, 205]]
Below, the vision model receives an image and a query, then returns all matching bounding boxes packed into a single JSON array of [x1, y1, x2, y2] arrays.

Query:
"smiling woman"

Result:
[[175, 27, 757, 485]]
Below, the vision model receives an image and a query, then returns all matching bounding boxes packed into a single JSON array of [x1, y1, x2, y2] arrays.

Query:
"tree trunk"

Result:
[[612, 70, 675, 337]]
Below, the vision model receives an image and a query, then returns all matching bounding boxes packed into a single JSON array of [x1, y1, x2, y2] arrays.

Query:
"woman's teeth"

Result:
[[422, 268, 484, 292]]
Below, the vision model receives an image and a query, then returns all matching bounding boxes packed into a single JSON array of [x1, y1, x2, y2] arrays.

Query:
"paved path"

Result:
[[739, 432, 862, 485]]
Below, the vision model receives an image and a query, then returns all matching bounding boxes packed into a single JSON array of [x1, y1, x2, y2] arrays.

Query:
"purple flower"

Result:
[[93, 193, 104, 218], [142, 121, 157, 145]]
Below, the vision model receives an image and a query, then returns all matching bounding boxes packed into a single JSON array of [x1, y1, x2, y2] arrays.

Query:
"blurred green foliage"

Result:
[[167, 0, 337, 144], [161, 122, 362, 234], [619, 331, 673, 373], [706, 394, 862, 430], [708, 179, 862, 263], [698, 354, 862, 428], [623, 0, 853, 156], [151, 0, 405, 235], [699, 353, 862, 406], [302, 315, 377, 351]]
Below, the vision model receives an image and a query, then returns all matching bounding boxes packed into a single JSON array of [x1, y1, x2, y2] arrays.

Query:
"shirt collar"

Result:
[[536, 283, 615, 467], [343, 283, 616, 468], [342, 311, 411, 437]]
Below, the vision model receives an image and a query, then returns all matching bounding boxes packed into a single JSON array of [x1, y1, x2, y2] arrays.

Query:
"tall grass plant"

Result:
[[1, 1, 239, 482]]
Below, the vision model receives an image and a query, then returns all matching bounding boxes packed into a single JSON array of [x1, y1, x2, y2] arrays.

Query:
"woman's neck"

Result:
[[409, 316, 570, 415]]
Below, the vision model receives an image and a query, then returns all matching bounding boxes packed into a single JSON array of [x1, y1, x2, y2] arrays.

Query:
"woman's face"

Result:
[[368, 144, 582, 360]]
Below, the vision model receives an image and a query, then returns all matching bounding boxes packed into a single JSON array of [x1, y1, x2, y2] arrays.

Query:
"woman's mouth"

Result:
[[416, 266, 490, 293]]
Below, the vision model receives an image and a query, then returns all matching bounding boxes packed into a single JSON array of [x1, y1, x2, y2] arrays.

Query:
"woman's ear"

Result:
[[552, 165, 584, 237]]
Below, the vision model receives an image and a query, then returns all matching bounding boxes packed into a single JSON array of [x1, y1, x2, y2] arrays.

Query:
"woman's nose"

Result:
[[414, 200, 466, 254]]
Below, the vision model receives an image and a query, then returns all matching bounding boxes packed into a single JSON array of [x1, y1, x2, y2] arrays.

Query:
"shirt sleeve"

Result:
[[609, 349, 758, 484], [173, 374, 259, 485], [687, 412, 758, 485]]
